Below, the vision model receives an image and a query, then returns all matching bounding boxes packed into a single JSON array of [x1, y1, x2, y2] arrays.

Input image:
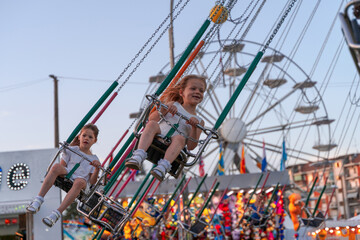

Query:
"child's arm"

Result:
[[148, 101, 177, 122], [186, 118, 204, 150], [89, 160, 101, 185], [60, 159, 67, 167]]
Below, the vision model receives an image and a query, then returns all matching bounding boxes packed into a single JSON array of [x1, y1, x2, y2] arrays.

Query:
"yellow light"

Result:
[[209, 5, 228, 24], [336, 230, 341, 235], [312, 232, 316, 236]]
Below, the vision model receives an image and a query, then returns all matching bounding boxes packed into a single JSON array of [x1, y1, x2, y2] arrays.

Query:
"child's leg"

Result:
[[38, 163, 67, 197], [42, 178, 86, 228], [126, 120, 160, 170], [151, 135, 185, 181], [163, 135, 186, 163], [27, 163, 67, 213], [137, 120, 161, 150], [57, 178, 86, 213]]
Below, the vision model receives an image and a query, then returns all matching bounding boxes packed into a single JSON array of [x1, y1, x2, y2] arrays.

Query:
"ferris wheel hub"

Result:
[[220, 118, 247, 143]]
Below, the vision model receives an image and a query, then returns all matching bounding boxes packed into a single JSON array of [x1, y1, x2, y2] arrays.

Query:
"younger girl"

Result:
[[26, 123, 101, 227], [125, 74, 206, 181]]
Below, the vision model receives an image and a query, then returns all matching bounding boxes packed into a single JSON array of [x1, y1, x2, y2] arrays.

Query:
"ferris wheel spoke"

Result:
[[206, 86, 223, 116], [201, 144, 219, 159], [239, 62, 271, 120], [246, 86, 300, 127], [246, 118, 323, 136], [244, 138, 320, 163], [197, 106, 216, 126]]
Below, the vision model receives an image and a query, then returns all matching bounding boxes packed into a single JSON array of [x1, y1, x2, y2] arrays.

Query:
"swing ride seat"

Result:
[[178, 217, 208, 237], [54, 176, 86, 200], [137, 134, 188, 179], [301, 211, 324, 228], [77, 191, 128, 233], [177, 208, 209, 237], [339, 0, 360, 74]]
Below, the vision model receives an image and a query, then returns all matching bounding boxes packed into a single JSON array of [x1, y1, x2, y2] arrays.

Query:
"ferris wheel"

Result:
[[132, 38, 336, 176]]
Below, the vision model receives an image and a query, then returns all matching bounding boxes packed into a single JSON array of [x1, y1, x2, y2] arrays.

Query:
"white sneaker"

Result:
[[125, 149, 147, 170], [150, 159, 171, 181], [26, 196, 44, 213], [42, 210, 61, 227]]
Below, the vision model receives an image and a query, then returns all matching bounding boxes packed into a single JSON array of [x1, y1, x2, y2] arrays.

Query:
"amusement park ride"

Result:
[[36, 0, 360, 239]]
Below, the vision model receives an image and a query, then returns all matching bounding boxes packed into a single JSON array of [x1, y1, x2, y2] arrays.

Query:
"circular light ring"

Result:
[[7, 163, 30, 190]]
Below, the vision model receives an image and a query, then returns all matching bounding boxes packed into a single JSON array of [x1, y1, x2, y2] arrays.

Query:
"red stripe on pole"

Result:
[[149, 180, 161, 199], [114, 170, 137, 199], [131, 178, 157, 218], [109, 168, 130, 197], [91, 92, 118, 124], [110, 138, 137, 178], [101, 129, 129, 167]]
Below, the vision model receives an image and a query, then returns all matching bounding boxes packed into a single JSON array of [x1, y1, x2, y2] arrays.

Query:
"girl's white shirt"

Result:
[[159, 101, 202, 137], [61, 146, 99, 182]]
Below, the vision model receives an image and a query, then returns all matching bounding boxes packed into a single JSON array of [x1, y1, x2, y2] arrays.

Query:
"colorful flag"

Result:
[[217, 143, 225, 176], [240, 144, 246, 174], [199, 157, 205, 177], [280, 138, 287, 171], [261, 140, 267, 172]]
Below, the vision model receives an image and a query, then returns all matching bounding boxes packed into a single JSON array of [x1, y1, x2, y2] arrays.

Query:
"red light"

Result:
[[4, 219, 10, 225], [12, 218, 18, 224]]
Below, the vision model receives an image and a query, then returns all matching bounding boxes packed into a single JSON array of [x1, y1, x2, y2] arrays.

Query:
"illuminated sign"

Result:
[[6, 163, 30, 190]]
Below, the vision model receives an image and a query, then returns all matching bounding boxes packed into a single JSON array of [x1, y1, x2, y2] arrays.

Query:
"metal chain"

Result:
[[116, 0, 191, 93], [115, 0, 184, 83], [262, 0, 297, 52]]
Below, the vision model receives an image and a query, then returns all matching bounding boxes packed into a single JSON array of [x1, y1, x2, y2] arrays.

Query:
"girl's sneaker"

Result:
[[42, 210, 61, 227], [26, 196, 44, 214], [150, 159, 171, 182], [125, 149, 147, 170]]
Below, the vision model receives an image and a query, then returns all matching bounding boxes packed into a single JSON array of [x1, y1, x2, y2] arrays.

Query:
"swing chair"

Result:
[[47, 142, 110, 201], [133, 94, 219, 178], [339, 0, 360, 74], [301, 208, 325, 228], [177, 208, 209, 237], [46, 143, 130, 233]]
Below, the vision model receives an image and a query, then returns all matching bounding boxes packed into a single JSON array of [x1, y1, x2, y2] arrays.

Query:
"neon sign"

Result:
[[6, 163, 30, 191]]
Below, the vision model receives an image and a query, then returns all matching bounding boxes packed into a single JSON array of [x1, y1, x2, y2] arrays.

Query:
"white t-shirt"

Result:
[[61, 146, 98, 182], [159, 101, 202, 137]]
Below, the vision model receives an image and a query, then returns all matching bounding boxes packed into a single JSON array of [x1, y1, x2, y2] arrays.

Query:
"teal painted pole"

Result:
[[109, 133, 136, 169], [161, 175, 186, 214], [197, 182, 219, 218], [304, 176, 318, 209], [186, 174, 208, 207], [129, 176, 156, 217], [128, 169, 153, 209], [103, 161, 126, 194], [66, 81, 118, 143], [312, 178, 328, 217], [95, 228, 105, 240], [264, 183, 279, 214], [244, 173, 264, 211], [155, 19, 210, 96], [214, 51, 263, 130]]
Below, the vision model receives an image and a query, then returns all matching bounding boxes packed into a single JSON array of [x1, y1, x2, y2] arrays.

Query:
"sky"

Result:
[[1, 1, 359, 173]]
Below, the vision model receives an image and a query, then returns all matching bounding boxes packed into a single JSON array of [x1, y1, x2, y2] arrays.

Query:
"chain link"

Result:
[[262, 0, 297, 52], [116, 0, 191, 93]]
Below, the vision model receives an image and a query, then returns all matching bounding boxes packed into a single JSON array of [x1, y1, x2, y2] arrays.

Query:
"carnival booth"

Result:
[[0, 149, 62, 240]]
